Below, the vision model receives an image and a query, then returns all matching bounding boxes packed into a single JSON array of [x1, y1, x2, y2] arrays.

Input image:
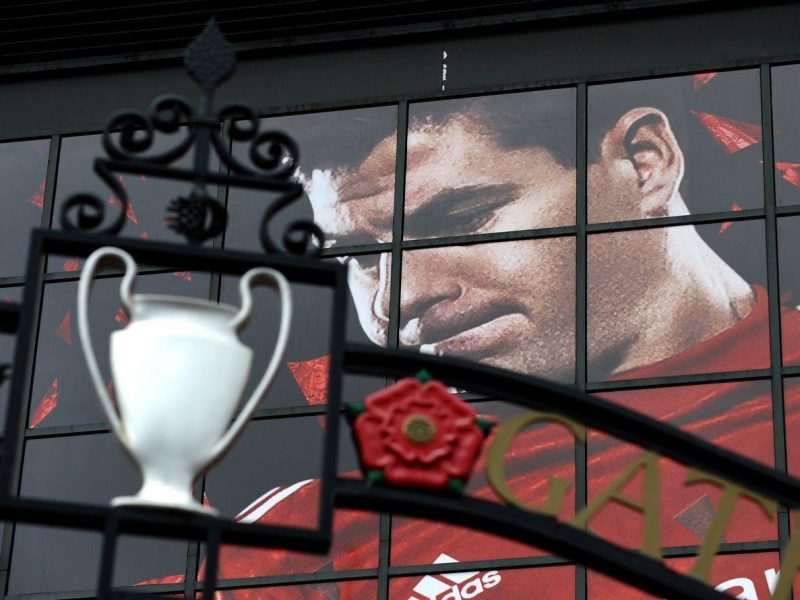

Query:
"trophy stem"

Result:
[[112, 476, 217, 515]]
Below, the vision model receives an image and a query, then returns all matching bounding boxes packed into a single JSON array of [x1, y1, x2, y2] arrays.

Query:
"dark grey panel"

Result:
[[3, 5, 800, 140]]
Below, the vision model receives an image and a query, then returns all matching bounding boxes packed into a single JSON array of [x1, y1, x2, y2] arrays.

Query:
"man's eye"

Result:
[[440, 204, 500, 235], [405, 183, 520, 239]]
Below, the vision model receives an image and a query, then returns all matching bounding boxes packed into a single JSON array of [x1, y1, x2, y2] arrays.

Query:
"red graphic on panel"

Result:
[[351, 377, 489, 491], [115, 307, 129, 328], [134, 574, 185, 587], [62, 258, 80, 272], [694, 71, 719, 92], [139, 231, 150, 240], [55, 309, 72, 345], [775, 161, 800, 189], [693, 72, 718, 91], [107, 195, 139, 225], [674, 494, 723, 541], [690, 110, 763, 154], [26, 179, 45, 208], [29, 140, 45, 157], [288, 355, 330, 406], [30, 378, 58, 428], [173, 271, 192, 282], [718, 202, 743, 234]]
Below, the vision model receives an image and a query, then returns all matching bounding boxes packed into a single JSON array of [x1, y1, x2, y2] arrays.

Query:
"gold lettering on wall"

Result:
[[572, 451, 662, 561], [486, 412, 785, 580], [772, 510, 800, 600], [487, 412, 585, 518], [684, 469, 776, 582]]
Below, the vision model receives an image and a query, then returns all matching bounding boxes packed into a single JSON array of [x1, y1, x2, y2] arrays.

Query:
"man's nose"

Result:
[[398, 249, 462, 346]]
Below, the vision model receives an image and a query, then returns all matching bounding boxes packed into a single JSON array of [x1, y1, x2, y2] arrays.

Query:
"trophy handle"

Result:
[[209, 267, 292, 461], [77, 247, 137, 451]]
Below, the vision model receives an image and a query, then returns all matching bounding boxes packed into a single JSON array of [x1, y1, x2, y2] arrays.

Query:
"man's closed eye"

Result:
[[404, 183, 520, 238]]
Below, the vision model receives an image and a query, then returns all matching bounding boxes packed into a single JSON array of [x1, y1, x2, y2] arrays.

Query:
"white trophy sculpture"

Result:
[[77, 246, 292, 514]]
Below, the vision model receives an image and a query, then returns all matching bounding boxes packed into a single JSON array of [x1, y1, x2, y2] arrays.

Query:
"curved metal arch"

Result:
[[344, 343, 800, 508], [340, 343, 800, 599], [334, 479, 728, 600]]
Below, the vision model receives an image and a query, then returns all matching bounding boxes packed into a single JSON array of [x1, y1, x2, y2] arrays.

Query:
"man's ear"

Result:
[[602, 107, 684, 216]]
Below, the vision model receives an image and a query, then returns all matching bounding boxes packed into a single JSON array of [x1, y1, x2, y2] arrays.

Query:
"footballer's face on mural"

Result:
[[308, 108, 683, 381]]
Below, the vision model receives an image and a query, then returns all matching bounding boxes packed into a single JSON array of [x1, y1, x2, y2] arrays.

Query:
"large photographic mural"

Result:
[[3, 66, 800, 598]]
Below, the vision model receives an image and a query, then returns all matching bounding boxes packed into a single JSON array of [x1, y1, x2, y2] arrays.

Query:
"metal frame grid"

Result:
[[1, 48, 800, 600], [2, 228, 350, 599]]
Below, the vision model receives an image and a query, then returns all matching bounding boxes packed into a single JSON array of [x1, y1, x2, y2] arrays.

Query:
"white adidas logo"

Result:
[[408, 553, 502, 600]]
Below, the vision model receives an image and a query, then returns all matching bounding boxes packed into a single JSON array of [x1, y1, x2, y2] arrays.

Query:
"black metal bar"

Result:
[[3, 583, 186, 600], [41, 134, 61, 231], [186, 123, 233, 600], [344, 343, 800, 508], [0, 495, 330, 550], [22, 403, 355, 441], [201, 526, 220, 600], [0, 278, 25, 288], [316, 257, 347, 543], [0, 134, 61, 597], [280, 206, 764, 258], [41, 265, 207, 284], [776, 204, 800, 217], [401, 224, 577, 249], [387, 555, 570, 578], [1, 232, 46, 497], [39, 230, 341, 284], [379, 96, 409, 600], [383, 540, 778, 579], [388, 100, 409, 351], [334, 478, 730, 600], [0, 206, 772, 282], [104, 159, 299, 191], [574, 81, 588, 600], [184, 534, 201, 600], [96, 515, 119, 600], [377, 513, 391, 600], [0, 538, 783, 599], [585, 208, 764, 234], [586, 368, 773, 392], [760, 64, 793, 570], [13, 369, 781, 438], [22, 204, 763, 267], [328, 203, 758, 257], [319, 242, 392, 257], [24, 422, 110, 439], [760, 64, 785, 472], [207, 568, 378, 592]]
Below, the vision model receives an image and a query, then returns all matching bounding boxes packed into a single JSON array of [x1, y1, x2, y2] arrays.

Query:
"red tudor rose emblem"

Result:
[[349, 372, 492, 492]]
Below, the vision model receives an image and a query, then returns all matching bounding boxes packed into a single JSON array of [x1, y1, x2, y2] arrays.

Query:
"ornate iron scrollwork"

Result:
[[60, 18, 325, 256]]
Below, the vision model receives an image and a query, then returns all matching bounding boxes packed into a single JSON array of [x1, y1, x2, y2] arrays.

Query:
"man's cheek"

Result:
[[496, 238, 575, 285], [587, 163, 641, 222]]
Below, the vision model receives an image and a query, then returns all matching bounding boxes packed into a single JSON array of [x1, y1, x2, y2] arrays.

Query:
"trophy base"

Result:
[[112, 495, 219, 516]]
